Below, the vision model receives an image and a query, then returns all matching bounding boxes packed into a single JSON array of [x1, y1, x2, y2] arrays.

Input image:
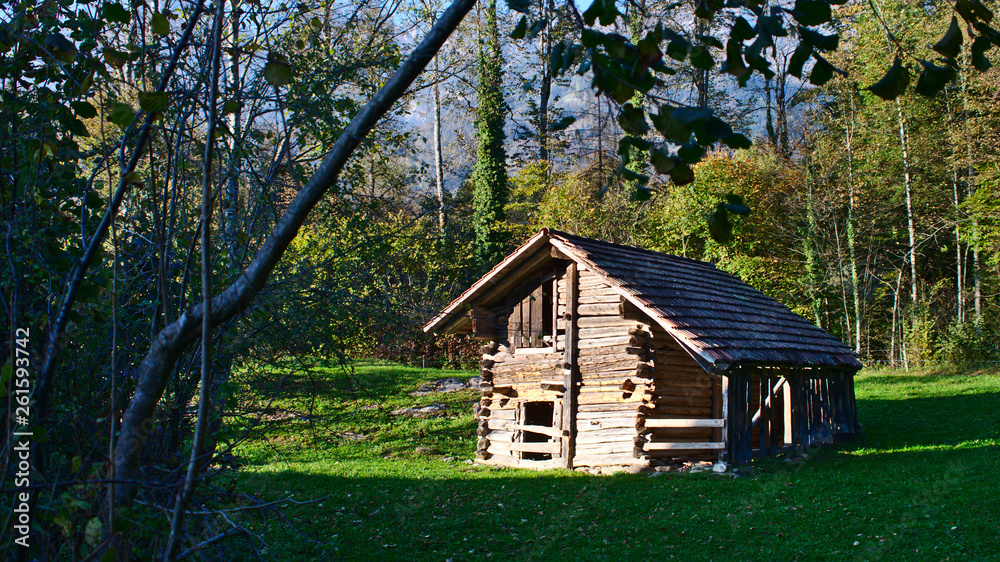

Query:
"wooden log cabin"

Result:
[[423, 229, 861, 469]]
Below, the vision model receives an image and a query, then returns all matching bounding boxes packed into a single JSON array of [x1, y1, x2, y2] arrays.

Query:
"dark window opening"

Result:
[[521, 401, 555, 461], [510, 275, 558, 349]]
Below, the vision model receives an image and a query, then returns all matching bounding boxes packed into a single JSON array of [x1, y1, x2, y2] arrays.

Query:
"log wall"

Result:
[[475, 267, 570, 468], [634, 326, 724, 461], [570, 268, 648, 467]]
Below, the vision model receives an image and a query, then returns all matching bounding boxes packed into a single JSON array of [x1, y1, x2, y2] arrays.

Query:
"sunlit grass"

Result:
[[226, 362, 1000, 560]]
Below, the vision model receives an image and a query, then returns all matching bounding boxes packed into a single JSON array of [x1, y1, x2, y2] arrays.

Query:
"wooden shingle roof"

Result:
[[424, 228, 861, 373]]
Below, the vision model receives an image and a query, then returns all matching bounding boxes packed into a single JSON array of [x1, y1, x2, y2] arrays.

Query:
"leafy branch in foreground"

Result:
[[506, 0, 999, 240]]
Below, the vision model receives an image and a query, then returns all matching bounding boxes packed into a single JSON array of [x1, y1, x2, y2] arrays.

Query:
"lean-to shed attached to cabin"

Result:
[[423, 229, 861, 469]]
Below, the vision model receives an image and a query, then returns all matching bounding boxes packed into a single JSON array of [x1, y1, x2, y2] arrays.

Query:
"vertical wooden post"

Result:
[[740, 369, 753, 462], [712, 373, 732, 461], [725, 372, 736, 463], [561, 263, 578, 468]]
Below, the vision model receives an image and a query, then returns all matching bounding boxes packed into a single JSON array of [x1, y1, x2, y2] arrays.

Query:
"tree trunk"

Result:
[[961, 51, 982, 331], [538, 0, 552, 163], [804, 164, 822, 328], [895, 98, 918, 307], [433, 55, 446, 234], [845, 89, 862, 354], [944, 90, 965, 324], [112, 0, 479, 505]]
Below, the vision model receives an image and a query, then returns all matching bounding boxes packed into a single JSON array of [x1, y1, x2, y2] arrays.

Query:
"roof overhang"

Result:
[[423, 229, 555, 335], [547, 236, 727, 374]]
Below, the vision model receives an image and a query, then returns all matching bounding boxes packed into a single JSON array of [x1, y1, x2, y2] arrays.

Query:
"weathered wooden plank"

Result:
[[645, 395, 713, 408], [575, 441, 635, 454], [575, 316, 641, 329], [647, 385, 714, 398], [572, 453, 643, 466], [577, 294, 621, 304], [577, 303, 622, 317], [506, 441, 561, 454], [578, 352, 650, 367], [577, 417, 637, 429], [539, 380, 565, 392], [644, 428, 715, 440], [487, 430, 515, 442], [643, 442, 726, 451], [578, 326, 632, 340], [578, 396, 644, 407], [575, 428, 637, 444], [578, 403, 639, 412], [642, 418, 725, 428], [578, 335, 632, 349]]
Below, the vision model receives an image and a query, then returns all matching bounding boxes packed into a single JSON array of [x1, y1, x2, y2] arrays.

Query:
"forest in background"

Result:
[[2, 0, 1000, 557]]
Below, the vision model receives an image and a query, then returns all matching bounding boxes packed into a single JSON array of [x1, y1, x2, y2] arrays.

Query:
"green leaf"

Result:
[[724, 132, 752, 150], [109, 102, 135, 128], [724, 193, 751, 215], [933, 17, 963, 59], [583, 0, 619, 27], [690, 46, 713, 69], [526, 19, 547, 41], [123, 171, 143, 185], [665, 40, 689, 61], [548, 115, 576, 131], [103, 2, 130, 24], [506, 0, 531, 14], [971, 34, 992, 71], [69, 118, 90, 137], [71, 101, 97, 118], [790, 0, 831, 27], [809, 55, 835, 85], [696, 34, 724, 49], [722, 38, 748, 79], [649, 147, 675, 174], [44, 32, 78, 63], [677, 142, 705, 164], [731, 17, 756, 42], [631, 186, 653, 201], [637, 36, 663, 68], [671, 106, 712, 124], [620, 166, 649, 185], [85, 517, 103, 547], [798, 26, 839, 51], [263, 52, 292, 86], [788, 41, 812, 78], [618, 103, 649, 136], [104, 48, 127, 69], [581, 28, 604, 49], [650, 107, 691, 143], [669, 160, 694, 185], [955, 0, 993, 25], [138, 91, 169, 112], [151, 12, 169, 35], [708, 203, 734, 243], [914, 60, 956, 97], [510, 16, 527, 39], [223, 99, 241, 114], [867, 57, 910, 100]]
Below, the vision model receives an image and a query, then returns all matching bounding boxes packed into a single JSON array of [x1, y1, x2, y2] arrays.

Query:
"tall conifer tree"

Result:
[[472, 0, 509, 265]]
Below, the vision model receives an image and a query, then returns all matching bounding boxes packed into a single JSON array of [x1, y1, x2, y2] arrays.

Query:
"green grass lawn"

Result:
[[227, 361, 1000, 560]]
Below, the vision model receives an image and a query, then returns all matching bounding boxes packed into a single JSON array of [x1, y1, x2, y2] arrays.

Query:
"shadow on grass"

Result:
[[230, 437, 999, 561], [854, 392, 1000, 450]]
